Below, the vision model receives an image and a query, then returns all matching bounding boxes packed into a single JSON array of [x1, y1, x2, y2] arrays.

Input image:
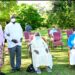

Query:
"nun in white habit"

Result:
[[30, 32, 53, 74]]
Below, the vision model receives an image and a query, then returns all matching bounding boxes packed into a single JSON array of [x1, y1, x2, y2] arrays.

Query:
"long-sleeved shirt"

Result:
[[4, 22, 23, 48], [68, 33, 75, 49]]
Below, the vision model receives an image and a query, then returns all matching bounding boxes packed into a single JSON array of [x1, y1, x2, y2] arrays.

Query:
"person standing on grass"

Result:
[[0, 25, 5, 75], [68, 27, 75, 65], [4, 15, 23, 72], [29, 32, 53, 74]]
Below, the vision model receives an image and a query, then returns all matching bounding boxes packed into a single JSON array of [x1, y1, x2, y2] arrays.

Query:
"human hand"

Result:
[[45, 48, 48, 53], [34, 50, 39, 54], [7, 33, 10, 36], [12, 39, 18, 43], [20, 38, 22, 42]]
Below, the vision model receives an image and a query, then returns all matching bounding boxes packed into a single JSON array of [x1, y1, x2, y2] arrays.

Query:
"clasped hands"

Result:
[[11, 38, 22, 43], [11, 39, 18, 43]]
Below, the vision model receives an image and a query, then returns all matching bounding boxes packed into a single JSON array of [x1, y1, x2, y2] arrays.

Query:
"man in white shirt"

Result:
[[4, 15, 23, 72]]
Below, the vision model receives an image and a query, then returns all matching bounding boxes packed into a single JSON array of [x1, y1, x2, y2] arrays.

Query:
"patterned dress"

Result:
[[0, 29, 4, 67]]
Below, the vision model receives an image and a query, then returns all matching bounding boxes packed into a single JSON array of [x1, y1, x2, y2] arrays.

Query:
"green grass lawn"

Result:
[[1, 28, 75, 75]]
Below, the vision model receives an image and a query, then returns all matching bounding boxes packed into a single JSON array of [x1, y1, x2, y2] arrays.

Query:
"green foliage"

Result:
[[16, 4, 44, 30], [47, 1, 75, 29], [0, 1, 17, 29], [0, 0, 75, 29]]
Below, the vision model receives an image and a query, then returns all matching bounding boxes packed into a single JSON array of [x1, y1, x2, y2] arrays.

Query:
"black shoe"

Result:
[[11, 69, 16, 73], [0, 72, 6, 75], [16, 68, 20, 71]]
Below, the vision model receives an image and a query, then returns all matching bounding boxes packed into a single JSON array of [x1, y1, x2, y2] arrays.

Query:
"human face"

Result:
[[11, 18, 16, 23], [35, 36, 41, 40]]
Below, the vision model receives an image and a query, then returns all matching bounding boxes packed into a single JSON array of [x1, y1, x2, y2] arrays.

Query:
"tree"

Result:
[[16, 4, 44, 30], [0, 1, 17, 29], [47, 0, 75, 29]]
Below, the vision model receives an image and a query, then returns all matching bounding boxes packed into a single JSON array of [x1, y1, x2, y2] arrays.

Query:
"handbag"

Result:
[[26, 64, 35, 72]]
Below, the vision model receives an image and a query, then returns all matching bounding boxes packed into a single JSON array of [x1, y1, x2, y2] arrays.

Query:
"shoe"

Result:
[[46, 67, 52, 72], [0, 72, 6, 75], [16, 68, 20, 71], [36, 69, 41, 74], [11, 69, 16, 73]]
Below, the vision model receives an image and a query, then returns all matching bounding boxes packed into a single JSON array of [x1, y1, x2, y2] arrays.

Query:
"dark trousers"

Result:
[[9, 45, 21, 70]]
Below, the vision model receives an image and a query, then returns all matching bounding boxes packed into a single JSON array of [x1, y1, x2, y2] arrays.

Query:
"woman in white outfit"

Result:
[[30, 32, 53, 74]]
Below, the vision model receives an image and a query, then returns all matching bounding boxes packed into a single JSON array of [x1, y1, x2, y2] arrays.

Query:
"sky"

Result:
[[17, 1, 54, 11]]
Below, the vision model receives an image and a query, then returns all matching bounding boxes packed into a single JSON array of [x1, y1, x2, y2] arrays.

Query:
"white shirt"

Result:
[[4, 22, 23, 48]]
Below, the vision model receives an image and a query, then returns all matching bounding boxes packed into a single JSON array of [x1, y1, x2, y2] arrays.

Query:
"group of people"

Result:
[[0, 15, 75, 75], [49, 25, 75, 66], [0, 15, 53, 74]]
